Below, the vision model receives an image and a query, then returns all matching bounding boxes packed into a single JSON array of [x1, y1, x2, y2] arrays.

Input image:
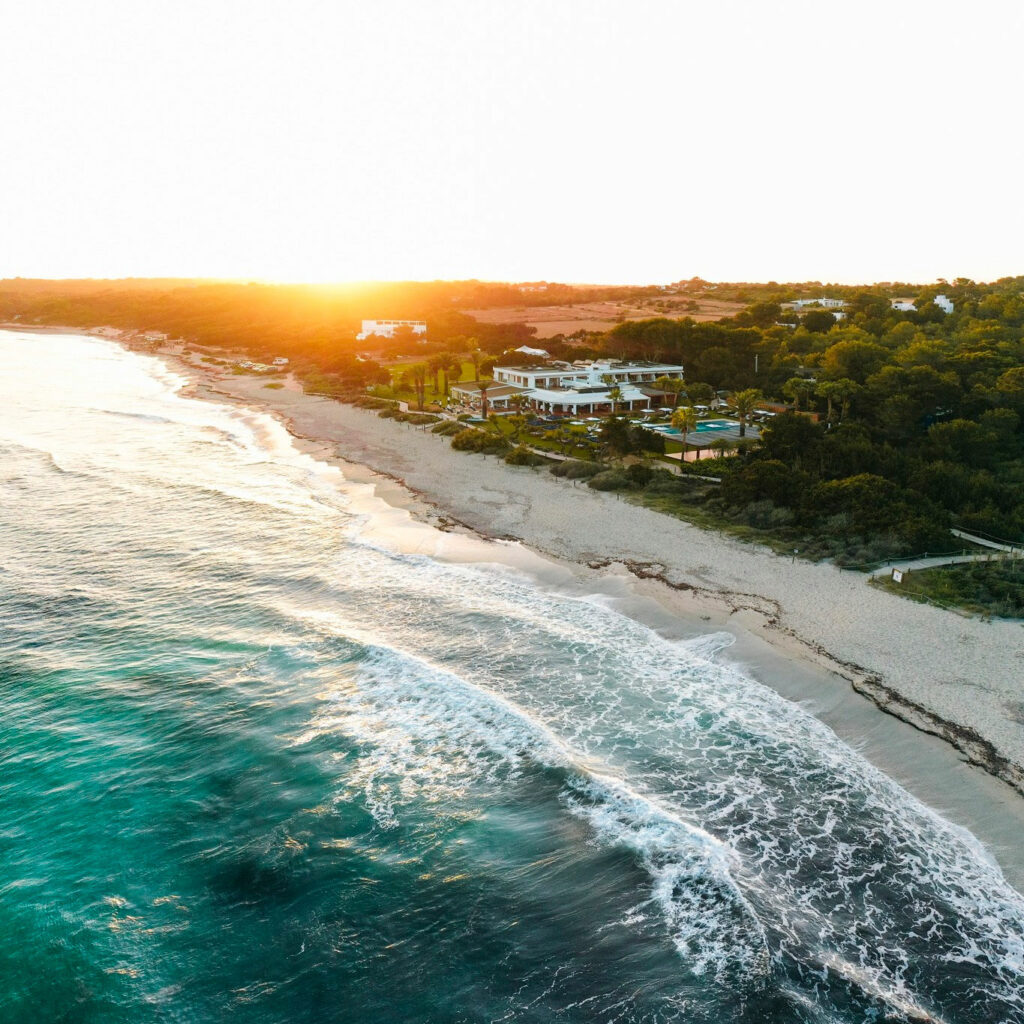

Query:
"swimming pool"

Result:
[[649, 419, 739, 435]]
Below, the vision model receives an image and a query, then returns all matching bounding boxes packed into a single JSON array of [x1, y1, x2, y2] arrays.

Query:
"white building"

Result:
[[473, 359, 685, 416], [791, 297, 845, 309], [891, 299, 917, 312], [447, 381, 526, 411], [934, 294, 955, 314], [357, 319, 427, 340]]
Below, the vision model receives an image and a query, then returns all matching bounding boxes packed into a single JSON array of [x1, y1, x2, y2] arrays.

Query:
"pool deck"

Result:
[[654, 421, 761, 448]]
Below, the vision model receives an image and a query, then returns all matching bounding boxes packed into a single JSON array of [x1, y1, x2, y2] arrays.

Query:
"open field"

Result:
[[462, 296, 746, 338]]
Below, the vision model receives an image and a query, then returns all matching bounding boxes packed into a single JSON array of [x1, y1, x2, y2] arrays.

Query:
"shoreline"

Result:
[[8, 326, 1024, 886]]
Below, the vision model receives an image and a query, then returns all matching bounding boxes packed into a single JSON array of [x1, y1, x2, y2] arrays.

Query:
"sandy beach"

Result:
[[95, 338, 1020, 882]]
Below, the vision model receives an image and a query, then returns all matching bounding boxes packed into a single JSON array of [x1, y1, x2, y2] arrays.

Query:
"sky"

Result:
[[2, 0, 1022, 285]]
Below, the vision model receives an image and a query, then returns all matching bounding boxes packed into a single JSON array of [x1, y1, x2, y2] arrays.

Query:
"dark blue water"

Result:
[[2, 332, 1022, 1023]]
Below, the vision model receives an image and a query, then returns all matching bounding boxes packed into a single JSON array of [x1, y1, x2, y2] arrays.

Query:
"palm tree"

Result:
[[671, 404, 699, 455], [731, 388, 762, 438], [427, 353, 447, 396], [478, 378, 492, 419], [607, 385, 624, 414], [408, 363, 429, 410]]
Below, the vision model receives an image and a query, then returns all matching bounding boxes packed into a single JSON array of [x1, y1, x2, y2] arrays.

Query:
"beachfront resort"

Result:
[[450, 358, 687, 416]]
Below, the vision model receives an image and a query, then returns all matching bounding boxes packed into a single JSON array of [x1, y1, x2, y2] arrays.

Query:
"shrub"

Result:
[[504, 446, 546, 466], [626, 463, 654, 487], [431, 421, 462, 436], [395, 412, 439, 425], [643, 473, 689, 496], [587, 469, 632, 491], [451, 429, 511, 455], [562, 460, 603, 480]]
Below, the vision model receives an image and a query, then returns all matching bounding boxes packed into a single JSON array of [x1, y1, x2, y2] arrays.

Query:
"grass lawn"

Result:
[[871, 558, 1024, 618], [384, 360, 478, 406], [484, 416, 600, 459]]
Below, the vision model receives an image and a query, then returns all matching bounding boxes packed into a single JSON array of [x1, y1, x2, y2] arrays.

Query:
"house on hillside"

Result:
[[791, 297, 845, 309], [892, 299, 917, 312]]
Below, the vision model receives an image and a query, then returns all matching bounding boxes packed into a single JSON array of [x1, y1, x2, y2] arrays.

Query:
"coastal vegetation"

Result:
[[4, 275, 1023, 566], [872, 558, 1024, 618]]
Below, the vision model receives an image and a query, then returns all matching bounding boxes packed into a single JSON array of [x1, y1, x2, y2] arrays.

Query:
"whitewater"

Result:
[[1, 330, 1022, 1024]]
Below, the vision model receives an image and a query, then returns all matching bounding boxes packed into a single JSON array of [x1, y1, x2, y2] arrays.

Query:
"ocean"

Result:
[[1, 330, 1022, 1024]]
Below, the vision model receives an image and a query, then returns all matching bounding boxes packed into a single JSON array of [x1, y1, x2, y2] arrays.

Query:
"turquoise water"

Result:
[[2, 331, 1023, 1023], [650, 420, 738, 436]]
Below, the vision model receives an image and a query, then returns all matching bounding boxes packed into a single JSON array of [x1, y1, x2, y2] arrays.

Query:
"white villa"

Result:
[[450, 359, 685, 416], [892, 294, 954, 314], [357, 319, 427, 340], [791, 297, 845, 309]]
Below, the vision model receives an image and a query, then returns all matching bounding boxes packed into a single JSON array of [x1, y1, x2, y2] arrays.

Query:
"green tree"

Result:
[[408, 362, 428, 410], [443, 355, 462, 396], [759, 411, 824, 470], [782, 376, 816, 411], [653, 375, 687, 408], [731, 388, 763, 438], [815, 378, 859, 422], [822, 339, 890, 384], [802, 310, 837, 334], [710, 437, 734, 459], [598, 415, 634, 456], [685, 381, 714, 405], [427, 353, 447, 394]]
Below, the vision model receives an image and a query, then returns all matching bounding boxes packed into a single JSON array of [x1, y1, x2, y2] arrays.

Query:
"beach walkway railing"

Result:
[[840, 546, 1021, 575], [951, 527, 1022, 554]]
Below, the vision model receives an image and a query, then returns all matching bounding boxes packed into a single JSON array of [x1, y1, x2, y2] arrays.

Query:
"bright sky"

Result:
[[2, 0, 1022, 285]]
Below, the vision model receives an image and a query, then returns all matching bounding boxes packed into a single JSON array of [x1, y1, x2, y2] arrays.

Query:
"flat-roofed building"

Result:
[[356, 319, 427, 340], [448, 381, 527, 411], [790, 297, 845, 309], [471, 358, 685, 416], [493, 358, 683, 391]]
